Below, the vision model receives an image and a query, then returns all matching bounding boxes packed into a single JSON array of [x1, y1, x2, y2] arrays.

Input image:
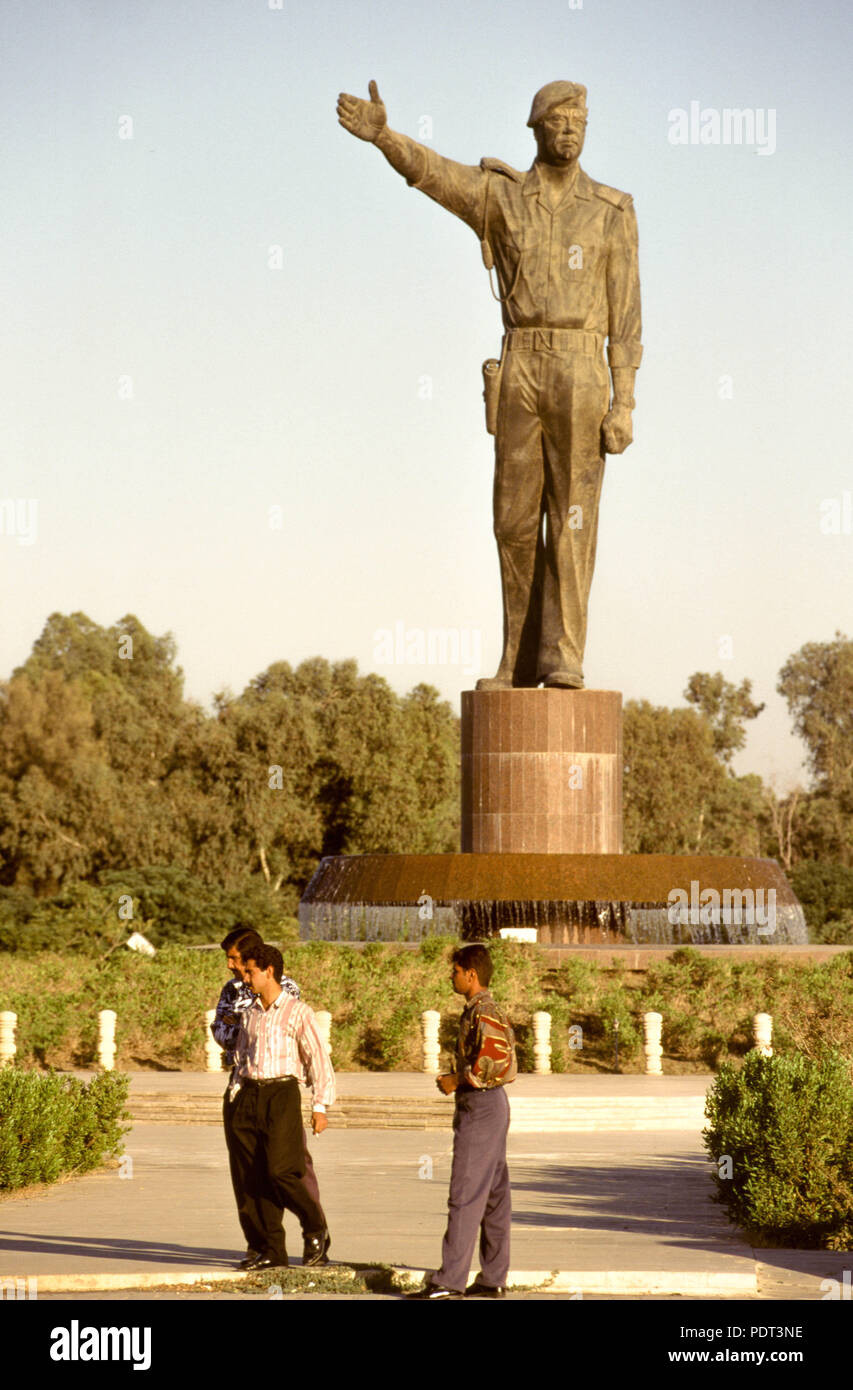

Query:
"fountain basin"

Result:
[[299, 852, 807, 945]]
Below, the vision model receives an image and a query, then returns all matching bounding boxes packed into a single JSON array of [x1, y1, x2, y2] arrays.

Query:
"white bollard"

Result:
[[0, 1011, 17, 1067], [98, 1009, 117, 1071], [753, 1012, 773, 1056], [643, 1011, 663, 1075], [204, 1009, 223, 1072], [315, 1010, 332, 1058], [532, 1011, 552, 1074], [422, 1010, 441, 1074]]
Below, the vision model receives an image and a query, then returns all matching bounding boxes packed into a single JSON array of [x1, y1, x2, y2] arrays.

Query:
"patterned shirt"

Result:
[[456, 989, 517, 1090], [212, 974, 300, 1066], [233, 991, 336, 1111]]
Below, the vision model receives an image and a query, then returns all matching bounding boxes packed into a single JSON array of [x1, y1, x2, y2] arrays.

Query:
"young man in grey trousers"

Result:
[[407, 942, 517, 1300]]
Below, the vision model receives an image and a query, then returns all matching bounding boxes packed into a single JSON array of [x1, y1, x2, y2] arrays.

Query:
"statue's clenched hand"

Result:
[[337, 80, 387, 143], [601, 404, 633, 455]]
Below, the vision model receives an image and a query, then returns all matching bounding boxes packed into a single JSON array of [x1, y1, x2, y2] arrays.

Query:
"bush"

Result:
[[0, 882, 120, 954], [790, 861, 853, 936], [0, 1069, 129, 1190], [810, 910, 853, 946], [703, 1050, 853, 1249], [0, 869, 301, 955]]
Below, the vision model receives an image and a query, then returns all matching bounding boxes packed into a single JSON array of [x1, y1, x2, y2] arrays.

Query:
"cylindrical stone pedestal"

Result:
[[461, 689, 622, 853]]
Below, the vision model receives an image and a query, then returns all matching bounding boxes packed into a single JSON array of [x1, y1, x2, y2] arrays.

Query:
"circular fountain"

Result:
[[299, 690, 808, 946]]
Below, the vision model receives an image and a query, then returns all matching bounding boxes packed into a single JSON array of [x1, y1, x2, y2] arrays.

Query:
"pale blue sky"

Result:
[[2, 0, 852, 791]]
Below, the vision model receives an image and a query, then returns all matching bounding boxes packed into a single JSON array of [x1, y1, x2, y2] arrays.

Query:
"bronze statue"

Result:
[[337, 80, 642, 690]]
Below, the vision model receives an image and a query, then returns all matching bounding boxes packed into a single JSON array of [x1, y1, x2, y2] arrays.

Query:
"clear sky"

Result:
[[2, 0, 851, 790]]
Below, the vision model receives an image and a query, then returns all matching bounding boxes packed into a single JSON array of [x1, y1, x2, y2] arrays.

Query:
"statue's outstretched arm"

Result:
[[337, 80, 485, 231], [337, 79, 426, 183]]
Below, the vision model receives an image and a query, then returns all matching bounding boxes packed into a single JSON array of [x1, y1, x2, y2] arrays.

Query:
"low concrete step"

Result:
[[127, 1092, 708, 1132]]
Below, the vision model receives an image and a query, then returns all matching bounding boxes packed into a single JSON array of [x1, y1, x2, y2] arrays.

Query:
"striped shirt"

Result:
[[233, 991, 336, 1110], [212, 975, 300, 1066]]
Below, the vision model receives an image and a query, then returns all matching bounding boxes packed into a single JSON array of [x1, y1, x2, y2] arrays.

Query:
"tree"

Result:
[[0, 617, 460, 905], [683, 672, 765, 764], [0, 670, 103, 891], [776, 634, 853, 866], [623, 701, 726, 853], [777, 633, 853, 799], [217, 661, 323, 897], [763, 784, 802, 870], [3, 613, 205, 887], [623, 691, 772, 858]]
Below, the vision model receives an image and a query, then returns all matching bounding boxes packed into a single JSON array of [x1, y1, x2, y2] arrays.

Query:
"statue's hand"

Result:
[[337, 80, 387, 143], [602, 404, 633, 454]]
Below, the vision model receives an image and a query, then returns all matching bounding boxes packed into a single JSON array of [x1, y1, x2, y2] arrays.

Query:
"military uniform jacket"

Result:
[[386, 132, 642, 369]]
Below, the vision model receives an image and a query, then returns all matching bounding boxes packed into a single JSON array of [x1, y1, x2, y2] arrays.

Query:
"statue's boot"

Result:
[[475, 671, 515, 691], [542, 670, 584, 689]]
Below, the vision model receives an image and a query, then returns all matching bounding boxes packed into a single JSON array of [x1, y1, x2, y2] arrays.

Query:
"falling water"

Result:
[[299, 856, 809, 944]]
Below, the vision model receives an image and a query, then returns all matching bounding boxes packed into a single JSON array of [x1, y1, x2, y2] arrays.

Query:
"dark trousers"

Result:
[[433, 1086, 511, 1292], [224, 1080, 326, 1261]]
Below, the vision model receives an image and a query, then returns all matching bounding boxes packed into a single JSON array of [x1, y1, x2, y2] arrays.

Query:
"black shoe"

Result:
[[405, 1283, 461, 1300], [464, 1281, 507, 1298], [243, 1254, 287, 1271], [302, 1229, 331, 1266], [236, 1252, 259, 1270]]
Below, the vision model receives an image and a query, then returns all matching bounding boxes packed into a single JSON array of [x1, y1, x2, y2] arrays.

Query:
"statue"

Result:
[[337, 80, 642, 690]]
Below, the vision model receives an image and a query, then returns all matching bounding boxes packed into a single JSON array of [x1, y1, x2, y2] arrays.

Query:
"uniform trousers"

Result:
[[432, 1086, 511, 1292], [494, 344, 610, 686], [224, 1078, 325, 1262]]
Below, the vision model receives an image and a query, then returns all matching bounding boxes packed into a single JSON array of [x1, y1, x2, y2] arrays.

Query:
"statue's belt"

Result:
[[505, 327, 603, 356]]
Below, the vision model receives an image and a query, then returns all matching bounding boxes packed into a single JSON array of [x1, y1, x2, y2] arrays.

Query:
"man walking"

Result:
[[407, 943, 517, 1299], [215, 935, 332, 1269], [212, 928, 300, 1065]]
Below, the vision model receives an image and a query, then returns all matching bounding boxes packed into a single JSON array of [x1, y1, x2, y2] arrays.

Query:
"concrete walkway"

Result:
[[1, 1076, 849, 1299]]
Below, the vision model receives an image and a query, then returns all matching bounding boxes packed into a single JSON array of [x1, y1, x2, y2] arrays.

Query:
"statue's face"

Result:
[[537, 102, 587, 165]]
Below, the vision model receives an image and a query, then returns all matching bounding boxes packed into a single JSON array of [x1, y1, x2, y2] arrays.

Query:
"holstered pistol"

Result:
[[482, 357, 503, 436]]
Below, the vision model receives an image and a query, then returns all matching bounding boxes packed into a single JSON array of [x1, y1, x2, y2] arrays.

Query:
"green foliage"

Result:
[[5, 613, 853, 916], [810, 912, 853, 946], [0, 617, 460, 908], [622, 698, 765, 856], [0, 1069, 129, 1190], [598, 990, 641, 1061], [777, 634, 853, 866], [0, 882, 123, 955], [683, 672, 765, 764], [777, 633, 853, 800], [2, 944, 852, 1074], [417, 934, 451, 963], [0, 872, 301, 955], [790, 861, 853, 937], [703, 1050, 853, 1249]]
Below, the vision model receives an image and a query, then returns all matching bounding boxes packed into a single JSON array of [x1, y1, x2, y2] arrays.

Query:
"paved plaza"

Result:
[[1, 1074, 849, 1300]]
